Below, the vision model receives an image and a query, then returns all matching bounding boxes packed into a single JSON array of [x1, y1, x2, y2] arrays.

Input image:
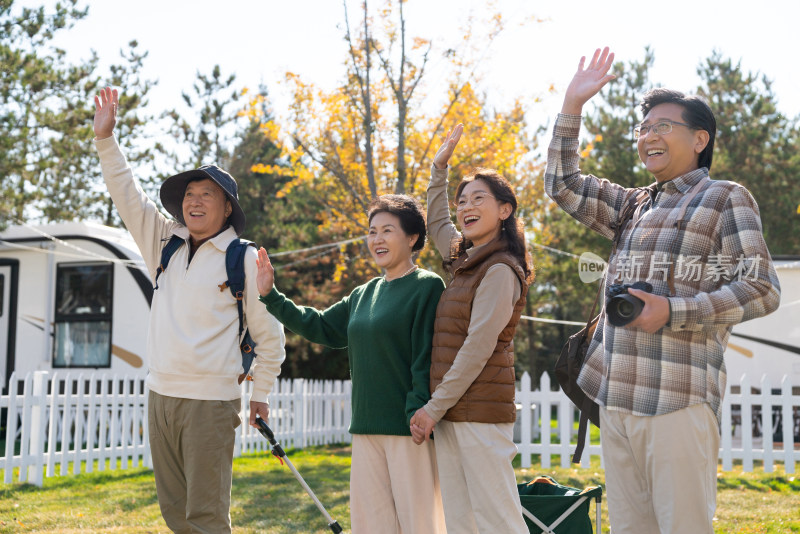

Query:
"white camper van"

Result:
[[724, 257, 800, 390], [0, 222, 152, 391]]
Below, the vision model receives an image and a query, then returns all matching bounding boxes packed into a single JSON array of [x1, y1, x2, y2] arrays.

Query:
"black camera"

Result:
[[605, 281, 653, 327]]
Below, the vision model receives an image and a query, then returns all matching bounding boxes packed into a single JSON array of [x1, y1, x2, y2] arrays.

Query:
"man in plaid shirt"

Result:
[[545, 48, 781, 534]]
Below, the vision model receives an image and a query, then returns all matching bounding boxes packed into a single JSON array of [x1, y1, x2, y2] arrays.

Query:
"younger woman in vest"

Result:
[[256, 195, 446, 534], [410, 124, 533, 534]]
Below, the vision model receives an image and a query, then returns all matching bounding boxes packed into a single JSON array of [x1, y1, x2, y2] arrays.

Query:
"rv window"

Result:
[[0, 274, 4, 317], [53, 263, 113, 368]]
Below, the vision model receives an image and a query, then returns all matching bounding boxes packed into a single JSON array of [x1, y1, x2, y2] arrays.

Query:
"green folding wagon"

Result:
[[517, 476, 603, 534]]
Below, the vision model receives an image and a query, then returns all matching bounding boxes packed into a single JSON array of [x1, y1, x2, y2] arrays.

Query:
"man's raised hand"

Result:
[[561, 47, 616, 115], [93, 87, 118, 140]]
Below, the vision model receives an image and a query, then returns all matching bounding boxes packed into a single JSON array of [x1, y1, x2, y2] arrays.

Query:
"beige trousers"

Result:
[[434, 420, 528, 534], [148, 391, 242, 534], [600, 403, 720, 534], [349, 434, 446, 534]]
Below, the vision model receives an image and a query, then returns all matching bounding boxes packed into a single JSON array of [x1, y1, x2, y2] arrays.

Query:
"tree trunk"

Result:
[[394, 0, 407, 194], [362, 0, 377, 199]]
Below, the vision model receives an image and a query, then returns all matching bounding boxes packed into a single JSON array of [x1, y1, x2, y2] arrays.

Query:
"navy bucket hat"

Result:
[[160, 164, 246, 236]]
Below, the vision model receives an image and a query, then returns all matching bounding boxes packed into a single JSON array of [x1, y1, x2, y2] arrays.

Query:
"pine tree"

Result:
[[0, 0, 89, 226], [697, 52, 800, 255]]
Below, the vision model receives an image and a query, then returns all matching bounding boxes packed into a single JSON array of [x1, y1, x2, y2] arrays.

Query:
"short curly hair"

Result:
[[367, 194, 427, 252]]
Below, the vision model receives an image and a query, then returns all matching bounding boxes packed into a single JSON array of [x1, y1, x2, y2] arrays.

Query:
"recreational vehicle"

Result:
[[0, 222, 152, 391], [724, 257, 800, 390], [724, 257, 800, 441]]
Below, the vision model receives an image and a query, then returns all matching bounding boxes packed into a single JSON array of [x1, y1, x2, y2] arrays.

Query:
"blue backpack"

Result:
[[154, 235, 257, 383]]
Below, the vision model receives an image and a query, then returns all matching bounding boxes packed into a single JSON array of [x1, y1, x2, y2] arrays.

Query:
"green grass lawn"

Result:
[[0, 446, 798, 533]]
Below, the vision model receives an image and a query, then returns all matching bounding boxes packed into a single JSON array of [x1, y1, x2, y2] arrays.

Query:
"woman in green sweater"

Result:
[[255, 194, 446, 534]]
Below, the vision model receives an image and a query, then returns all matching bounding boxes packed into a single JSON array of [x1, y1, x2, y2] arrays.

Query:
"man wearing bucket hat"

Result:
[[93, 87, 286, 533]]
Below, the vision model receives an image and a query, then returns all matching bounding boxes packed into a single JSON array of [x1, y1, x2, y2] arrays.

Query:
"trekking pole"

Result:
[[255, 416, 344, 534]]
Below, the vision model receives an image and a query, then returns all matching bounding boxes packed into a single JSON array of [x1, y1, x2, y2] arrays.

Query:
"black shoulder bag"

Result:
[[555, 178, 708, 463], [554, 188, 649, 463]]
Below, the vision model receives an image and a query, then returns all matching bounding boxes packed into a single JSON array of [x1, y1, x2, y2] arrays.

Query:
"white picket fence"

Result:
[[1, 370, 798, 487], [515, 372, 800, 473], [0, 371, 351, 487]]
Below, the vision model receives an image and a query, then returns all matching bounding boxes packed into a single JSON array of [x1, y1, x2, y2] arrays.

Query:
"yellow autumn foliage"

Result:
[[245, 2, 549, 283]]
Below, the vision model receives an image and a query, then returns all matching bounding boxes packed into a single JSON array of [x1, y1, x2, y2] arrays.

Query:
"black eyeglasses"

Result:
[[633, 119, 693, 139]]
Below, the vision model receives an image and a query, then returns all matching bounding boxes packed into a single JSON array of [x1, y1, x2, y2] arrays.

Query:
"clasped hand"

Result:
[[410, 408, 436, 444]]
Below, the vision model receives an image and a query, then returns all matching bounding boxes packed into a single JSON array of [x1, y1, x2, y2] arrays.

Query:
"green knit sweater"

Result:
[[259, 269, 445, 435]]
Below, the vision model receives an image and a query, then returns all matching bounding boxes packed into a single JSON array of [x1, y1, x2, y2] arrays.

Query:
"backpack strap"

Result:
[[154, 235, 185, 290], [221, 239, 258, 381], [221, 239, 256, 338]]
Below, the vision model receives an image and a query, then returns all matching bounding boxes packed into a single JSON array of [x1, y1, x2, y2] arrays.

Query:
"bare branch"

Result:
[[408, 81, 467, 189], [292, 133, 369, 217], [343, 0, 367, 104], [404, 41, 431, 102], [374, 43, 398, 96]]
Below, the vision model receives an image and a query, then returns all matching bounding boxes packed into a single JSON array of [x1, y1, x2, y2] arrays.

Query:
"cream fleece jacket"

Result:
[[95, 136, 285, 403]]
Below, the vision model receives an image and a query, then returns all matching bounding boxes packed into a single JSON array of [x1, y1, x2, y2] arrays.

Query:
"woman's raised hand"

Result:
[[562, 47, 616, 115], [432, 124, 464, 170], [93, 87, 118, 140], [256, 247, 275, 297]]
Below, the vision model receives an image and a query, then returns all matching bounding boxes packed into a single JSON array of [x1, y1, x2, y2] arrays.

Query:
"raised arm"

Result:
[[544, 48, 631, 240], [561, 47, 616, 115], [427, 125, 464, 257], [93, 86, 175, 275], [256, 247, 276, 297], [93, 87, 118, 140], [256, 247, 350, 348], [433, 123, 463, 170]]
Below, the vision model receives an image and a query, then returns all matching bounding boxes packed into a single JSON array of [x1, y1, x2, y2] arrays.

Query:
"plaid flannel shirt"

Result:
[[545, 114, 781, 425]]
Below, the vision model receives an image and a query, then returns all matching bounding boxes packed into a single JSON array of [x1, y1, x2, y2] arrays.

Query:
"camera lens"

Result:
[[616, 300, 635, 318], [606, 294, 645, 327]]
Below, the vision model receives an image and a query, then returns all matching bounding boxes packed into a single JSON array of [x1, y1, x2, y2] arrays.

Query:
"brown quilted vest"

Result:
[[430, 237, 529, 423]]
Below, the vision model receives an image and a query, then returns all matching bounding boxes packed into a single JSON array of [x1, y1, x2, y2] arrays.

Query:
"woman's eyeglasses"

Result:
[[456, 192, 496, 211]]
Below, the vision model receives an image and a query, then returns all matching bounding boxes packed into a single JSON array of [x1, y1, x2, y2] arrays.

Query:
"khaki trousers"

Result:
[[600, 403, 719, 534], [434, 420, 528, 534], [148, 391, 242, 534], [349, 434, 446, 534]]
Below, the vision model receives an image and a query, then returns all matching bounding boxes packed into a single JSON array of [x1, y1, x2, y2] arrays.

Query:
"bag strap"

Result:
[[666, 177, 709, 295], [220, 239, 256, 338], [583, 188, 650, 325], [154, 235, 185, 290], [573, 397, 595, 463], [611, 188, 651, 254], [582, 282, 604, 330]]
